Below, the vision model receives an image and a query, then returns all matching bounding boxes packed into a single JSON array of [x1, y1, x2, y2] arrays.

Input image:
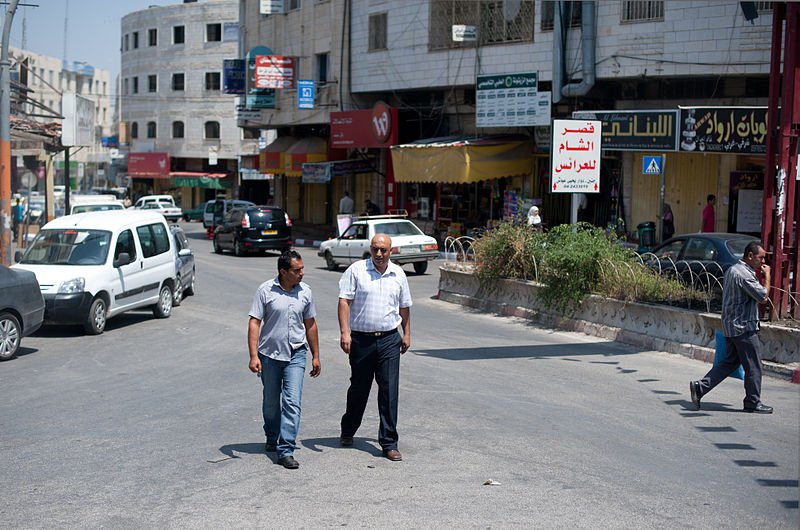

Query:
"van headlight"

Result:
[[58, 277, 85, 294]]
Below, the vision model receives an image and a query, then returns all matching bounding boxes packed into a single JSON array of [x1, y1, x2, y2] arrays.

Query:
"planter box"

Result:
[[438, 267, 800, 378]]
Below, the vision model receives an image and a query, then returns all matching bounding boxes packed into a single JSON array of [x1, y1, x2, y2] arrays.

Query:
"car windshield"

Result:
[[726, 238, 754, 258], [20, 229, 112, 265], [73, 204, 123, 213], [157, 199, 175, 206], [373, 221, 423, 236]]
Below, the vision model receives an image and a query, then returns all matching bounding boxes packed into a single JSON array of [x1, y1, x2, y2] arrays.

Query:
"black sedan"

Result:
[[647, 232, 759, 291], [0, 265, 45, 360], [213, 206, 292, 256]]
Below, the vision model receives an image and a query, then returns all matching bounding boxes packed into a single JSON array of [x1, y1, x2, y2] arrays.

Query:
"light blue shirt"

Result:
[[339, 258, 412, 333], [249, 277, 316, 361]]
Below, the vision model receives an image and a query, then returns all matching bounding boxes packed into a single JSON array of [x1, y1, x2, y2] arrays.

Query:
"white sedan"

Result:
[[318, 216, 438, 274], [142, 202, 183, 223]]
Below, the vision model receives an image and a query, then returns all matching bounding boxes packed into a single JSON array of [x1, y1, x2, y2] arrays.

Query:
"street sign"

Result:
[[643, 155, 663, 175], [298, 80, 315, 109]]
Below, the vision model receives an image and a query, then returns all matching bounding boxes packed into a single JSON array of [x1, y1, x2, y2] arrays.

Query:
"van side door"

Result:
[[135, 222, 174, 305], [110, 228, 147, 312]]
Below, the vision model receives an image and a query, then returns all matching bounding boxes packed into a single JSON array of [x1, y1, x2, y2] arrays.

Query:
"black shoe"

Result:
[[277, 455, 299, 469], [265, 442, 277, 453], [743, 403, 773, 414], [340, 436, 353, 447], [689, 381, 702, 410]]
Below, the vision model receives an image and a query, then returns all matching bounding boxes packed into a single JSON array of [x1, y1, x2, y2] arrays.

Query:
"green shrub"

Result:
[[472, 222, 544, 283]]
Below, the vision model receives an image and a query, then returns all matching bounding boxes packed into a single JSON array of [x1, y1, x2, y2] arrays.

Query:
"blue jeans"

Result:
[[260, 347, 307, 459]]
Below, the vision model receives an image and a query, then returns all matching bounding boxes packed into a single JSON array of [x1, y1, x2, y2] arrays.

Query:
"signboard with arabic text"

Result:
[[679, 107, 767, 154], [476, 72, 538, 127], [551, 119, 601, 193], [255, 55, 295, 89], [572, 110, 678, 151]]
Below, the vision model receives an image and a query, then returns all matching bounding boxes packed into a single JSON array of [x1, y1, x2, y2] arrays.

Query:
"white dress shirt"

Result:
[[339, 258, 412, 332]]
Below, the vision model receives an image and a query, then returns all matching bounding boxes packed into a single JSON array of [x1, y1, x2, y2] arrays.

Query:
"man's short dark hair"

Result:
[[707, 194, 716, 202], [743, 241, 762, 260], [278, 250, 302, 272]]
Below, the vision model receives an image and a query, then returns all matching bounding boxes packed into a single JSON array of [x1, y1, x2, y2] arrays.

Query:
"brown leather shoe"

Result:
[[340, 436, 353, 446], [384, 449, 402, 461]]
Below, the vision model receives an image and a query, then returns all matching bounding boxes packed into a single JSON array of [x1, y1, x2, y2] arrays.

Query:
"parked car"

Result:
[[70, 201, 125, 214], [182, 201, 211, 222], [0, 266, 45, 360], [647, 232, 759, 289], [318, 215, 439, 274], [213, 205, 292, 256], [12, 210, 177, 335], [206, 199, 256, 229], [170, 225, 196, 306], [142, 202, 183, 223], [134, 194, 177, 209]]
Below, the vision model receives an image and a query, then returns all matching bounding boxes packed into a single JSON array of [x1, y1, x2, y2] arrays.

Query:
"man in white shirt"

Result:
[[337, 233, 412, 461], [339, 191, 354, 214]]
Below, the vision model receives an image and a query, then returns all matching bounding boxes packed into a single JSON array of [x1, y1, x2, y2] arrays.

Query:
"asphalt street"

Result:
[[1, 221, 798, 528]]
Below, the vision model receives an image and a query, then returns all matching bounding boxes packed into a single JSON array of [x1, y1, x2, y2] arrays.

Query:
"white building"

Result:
[[121, 0, 258, 208]]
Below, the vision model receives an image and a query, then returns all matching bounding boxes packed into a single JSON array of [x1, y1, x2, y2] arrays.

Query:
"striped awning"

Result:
[[284, 136, 327, 177], [259, 136, 298, 174]]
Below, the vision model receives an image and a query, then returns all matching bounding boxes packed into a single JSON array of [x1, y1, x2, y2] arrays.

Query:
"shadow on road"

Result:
[[301, 436, 383, 457], [218, 442, 264, 458], [413, 341, 641, 361]]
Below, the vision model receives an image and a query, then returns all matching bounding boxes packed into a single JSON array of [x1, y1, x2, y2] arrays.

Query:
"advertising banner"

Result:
[[223, 59, 245, 94], [572, 109, 678, 151], [128, 152, 170, 178], [255, 55, 295, 89], [331, 104, 398, 148], [246, 46, 275, 109], [476, 72, 538, 127], [551, 119, 601, 193], [62, 92, 95, 147], [679, 107, 768, 154]]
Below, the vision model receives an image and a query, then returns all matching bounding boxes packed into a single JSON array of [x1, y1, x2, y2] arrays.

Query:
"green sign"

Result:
[[174, 177, 230, 189]]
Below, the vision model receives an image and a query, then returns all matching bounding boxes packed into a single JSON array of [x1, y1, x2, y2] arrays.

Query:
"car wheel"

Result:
[[152, 284, 173, 319], [325, 251, 338, 271], [0, 311, 21, 361], [413, 261, 428, 275], [173, 277, 183, 307], [213, 235, 223, 254], [185, 270, 196, 296], [84, 297, 107, 335], [234, 238, 245, 257]]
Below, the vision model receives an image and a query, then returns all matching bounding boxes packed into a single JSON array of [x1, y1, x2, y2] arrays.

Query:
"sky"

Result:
[[4, 0, 175, 84]]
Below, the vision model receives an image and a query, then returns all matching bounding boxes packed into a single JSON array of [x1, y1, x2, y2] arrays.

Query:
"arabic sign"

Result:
[[255, 55, 295, 89], [572, 110, 678, 151], [302, 159, 374, 183], [679, 107, 768, 154], [298, 80, 314, 109], [331, 105, 398, 148], [129, 152, 170, 178], [223, 59, 245, 94], [476, 72, 538, 127], [551, 119, 601, 193], [246, 46, 275, 109]]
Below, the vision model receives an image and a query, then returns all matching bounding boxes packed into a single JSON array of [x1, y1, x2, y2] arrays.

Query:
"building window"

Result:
[[204, 121, 220, 139], [173, 25, 185, 44], [315, 53, 329, 84], [123, 78, 129, 95], [205, 72, 221, 90], [172, 73, 185, 91], [206, 23, 222, 42], [541, 1, 582, 31], [148, 75, 157, 92], [147, 121, 157, 138], [132, 77, 139, 94], [368, 13, 387, 51], [102, 81, 107, 95], [288, 0, 301, 9], [133, 31, 139, 49], [130, 122, 139, 139], [124, 34, 129, 51], [428, 1, 533, 50], [148, 28, 158, 46], [172, 121, 185, 138], [621, 1, 664, 22], [755, 2, 773, 11]]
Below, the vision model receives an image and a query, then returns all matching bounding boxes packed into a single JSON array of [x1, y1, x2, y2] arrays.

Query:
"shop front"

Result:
[[171, 171, 231, 211], [128, 152, 171, 200]]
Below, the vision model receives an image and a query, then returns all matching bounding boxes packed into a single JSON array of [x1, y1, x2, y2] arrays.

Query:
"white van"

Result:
[[12, 210, 177, 334], [69, 194, 125, 215]]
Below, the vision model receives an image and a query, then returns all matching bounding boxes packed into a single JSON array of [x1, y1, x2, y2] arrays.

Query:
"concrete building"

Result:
[[120, 0, 258, 209], [239, 1, 775, 241]]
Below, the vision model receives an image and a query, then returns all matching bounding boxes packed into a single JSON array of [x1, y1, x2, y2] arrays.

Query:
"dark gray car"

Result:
[[0, 266, 45, 360], [170, 225, 196, 306]]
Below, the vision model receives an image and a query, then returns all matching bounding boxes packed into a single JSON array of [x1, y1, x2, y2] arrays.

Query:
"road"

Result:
[[2, 221, 798, 528]]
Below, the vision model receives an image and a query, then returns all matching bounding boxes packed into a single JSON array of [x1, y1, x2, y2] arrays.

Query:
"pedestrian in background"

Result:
[[362, 199, 381, 216], [690, 241, 773, 414], [339, 191, 354, 215], [527, 204, 542, 231], [248, 250, 321, 469], [12, 198, 23, 237], [662, 203, 675, 241], [701, 194, 716, 232], [338, 233, 412, 461]]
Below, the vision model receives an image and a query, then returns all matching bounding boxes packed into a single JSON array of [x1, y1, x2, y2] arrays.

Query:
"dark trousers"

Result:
[[341, 332, 402, 451], [699, 330, 763, 408]]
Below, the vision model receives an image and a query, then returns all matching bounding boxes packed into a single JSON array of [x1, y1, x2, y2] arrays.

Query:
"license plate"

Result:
[[399, 245, 420, 254], [262, 230, 278, 235]]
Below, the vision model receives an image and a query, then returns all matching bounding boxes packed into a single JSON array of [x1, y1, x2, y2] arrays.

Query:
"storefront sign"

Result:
[[128, 152, 170, 178], [301, 159, 374, 183], [679, 107, 768, 154], [298, 80, 315, 109], [551, 119, 601, 193], [476, 72, 538, 128], [572, 110, 678, 151], [173, 176, 230, 189], [255, 55, 295, 89], [223, 59, 245, 95], [246, 46, 276, 109], [331, 104, 398, 148]]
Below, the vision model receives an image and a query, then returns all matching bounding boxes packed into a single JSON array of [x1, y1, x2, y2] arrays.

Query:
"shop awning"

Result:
[[390, 135, 534, 184], [171, 172, 231, 189], [285, 136, 327, 177], [260, 135, 297, 174]]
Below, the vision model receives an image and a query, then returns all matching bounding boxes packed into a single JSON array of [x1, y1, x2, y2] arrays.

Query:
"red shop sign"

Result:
[[331, 102, 397, 149], [128, 152, 170, 178]]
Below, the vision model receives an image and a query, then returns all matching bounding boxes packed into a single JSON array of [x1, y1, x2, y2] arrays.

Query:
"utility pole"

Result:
[[0, 0, 21, 267]]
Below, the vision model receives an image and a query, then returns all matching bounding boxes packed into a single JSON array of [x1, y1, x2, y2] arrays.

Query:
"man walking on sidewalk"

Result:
[[690, 241, 773, 414], [248, 250, 321, 469]]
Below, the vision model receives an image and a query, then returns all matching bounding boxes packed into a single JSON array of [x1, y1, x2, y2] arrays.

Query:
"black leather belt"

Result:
[[351, 330, 396, 337]]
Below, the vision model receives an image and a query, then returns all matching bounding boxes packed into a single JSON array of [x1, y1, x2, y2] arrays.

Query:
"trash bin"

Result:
[[636, 221, 656, 252]]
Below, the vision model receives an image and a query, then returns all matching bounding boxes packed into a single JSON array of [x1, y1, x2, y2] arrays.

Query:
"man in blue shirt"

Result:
[[248, 250, 321, 469]]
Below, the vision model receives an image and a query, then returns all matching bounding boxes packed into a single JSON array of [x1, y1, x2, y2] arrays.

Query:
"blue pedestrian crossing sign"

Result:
[[298, 80, 315, 109], [643, 155, 663, 175]]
